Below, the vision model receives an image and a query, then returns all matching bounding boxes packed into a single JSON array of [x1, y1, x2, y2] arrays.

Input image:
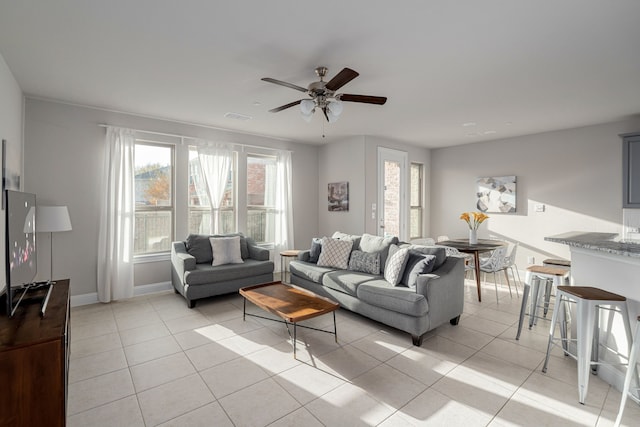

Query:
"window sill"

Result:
[[134, 252, 170, 264]]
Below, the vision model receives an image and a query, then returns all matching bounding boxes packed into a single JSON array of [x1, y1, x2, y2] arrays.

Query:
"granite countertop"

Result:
[[545, 231, 640, 258]]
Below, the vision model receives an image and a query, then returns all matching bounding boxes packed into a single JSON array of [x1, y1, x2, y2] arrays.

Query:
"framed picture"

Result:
[[476, 175, 516, 213], [328, 181, 349, 211]]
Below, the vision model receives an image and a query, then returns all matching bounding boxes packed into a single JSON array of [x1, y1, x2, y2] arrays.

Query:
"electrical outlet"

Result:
[[527, 256, 535, 264], [535, 204, 545, 212]]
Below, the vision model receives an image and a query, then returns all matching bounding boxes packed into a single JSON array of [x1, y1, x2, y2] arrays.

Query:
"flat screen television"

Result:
[[4, 190, 37, 316]]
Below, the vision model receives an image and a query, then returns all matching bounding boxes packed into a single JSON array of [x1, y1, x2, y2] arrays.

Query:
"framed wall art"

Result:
[[476, 175, 516, 213], [328, 181, 349, 211]]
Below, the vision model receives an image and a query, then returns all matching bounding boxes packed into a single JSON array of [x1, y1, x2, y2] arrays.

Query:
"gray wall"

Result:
[[316, 135, 431, 240], [0, 53, 24, 296], [23, 98, 319, 297], [430, 118, 640, 268]]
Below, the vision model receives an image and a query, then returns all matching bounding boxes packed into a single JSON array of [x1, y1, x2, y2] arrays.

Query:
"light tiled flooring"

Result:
[[67, 279, 640, 426]]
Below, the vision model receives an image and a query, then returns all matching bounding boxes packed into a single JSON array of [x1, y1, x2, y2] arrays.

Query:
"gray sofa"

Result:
[[171, 233, 274, 308], [289, 232, 465, 345]]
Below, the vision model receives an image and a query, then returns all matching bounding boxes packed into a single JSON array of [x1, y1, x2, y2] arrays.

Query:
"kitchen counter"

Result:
[[545, 230, 640, 392], [545, 231, 640, 258]]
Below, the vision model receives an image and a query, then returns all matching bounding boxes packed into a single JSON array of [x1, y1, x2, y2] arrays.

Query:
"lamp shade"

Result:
[[300, 99, 315, 116], [36, 206, 72, 233]]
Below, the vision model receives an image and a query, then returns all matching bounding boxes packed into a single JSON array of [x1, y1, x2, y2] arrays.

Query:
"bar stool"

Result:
[[543, 258, 571, 268], [516, 265, 570, 340], [542, 286, 634, 404], [614, 315, 640, 427]]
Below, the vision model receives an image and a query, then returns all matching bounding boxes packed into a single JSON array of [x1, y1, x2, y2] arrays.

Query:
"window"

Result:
[[187, 147, 235, 235], [410, 162, 423, 239], [134, 143, 174, 255], [246, 154, 277, 244]]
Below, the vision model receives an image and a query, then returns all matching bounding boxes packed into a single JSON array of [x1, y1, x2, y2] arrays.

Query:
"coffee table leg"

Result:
[[333, 311, 337, 343], [243, 298, 246, 321], [293, 322, 297, 358]]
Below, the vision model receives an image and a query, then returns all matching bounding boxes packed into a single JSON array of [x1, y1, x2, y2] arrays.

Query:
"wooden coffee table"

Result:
[[239, 282, 339, 357]]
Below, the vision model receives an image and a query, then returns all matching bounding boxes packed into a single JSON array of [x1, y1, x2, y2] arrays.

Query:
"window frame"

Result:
[[409, 162, 424, 240], [133, 140, 176, 258], [246, 153, 278, 245]]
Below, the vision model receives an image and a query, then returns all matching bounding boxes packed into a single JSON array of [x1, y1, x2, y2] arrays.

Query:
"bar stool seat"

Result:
[[543, 258, 571, 268], [614, 315, 640, 427], [542, 286, 634, 404], [516, 265, 570, 340]]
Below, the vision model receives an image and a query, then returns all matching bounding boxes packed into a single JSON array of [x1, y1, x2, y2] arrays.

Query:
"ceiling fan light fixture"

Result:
[[300, 99, 315, 116], [327, 100, 343, 116]]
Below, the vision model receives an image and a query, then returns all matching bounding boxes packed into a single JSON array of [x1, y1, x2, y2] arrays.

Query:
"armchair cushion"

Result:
[[186, 233, 249, 263], [210, 236, 244, 266]]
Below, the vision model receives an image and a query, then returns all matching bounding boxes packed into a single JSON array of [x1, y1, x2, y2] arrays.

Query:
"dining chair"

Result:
[[479, 246, 513, 303], [437, 245, 475, 280], [503, 242, 521, 296]]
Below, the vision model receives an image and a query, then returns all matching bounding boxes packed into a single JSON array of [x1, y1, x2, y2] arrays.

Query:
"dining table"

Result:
[[436, 238, 507, 302]]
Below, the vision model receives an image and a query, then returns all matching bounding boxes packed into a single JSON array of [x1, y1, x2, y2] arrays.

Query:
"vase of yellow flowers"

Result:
[[460, 211, 489, 244]]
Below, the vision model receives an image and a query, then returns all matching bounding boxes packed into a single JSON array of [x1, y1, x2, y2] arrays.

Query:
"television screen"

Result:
[[5, 190, 37, 290]]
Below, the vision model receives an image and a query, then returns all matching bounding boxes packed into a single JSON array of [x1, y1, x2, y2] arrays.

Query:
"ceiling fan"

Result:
[[261, 67, 387, 123]]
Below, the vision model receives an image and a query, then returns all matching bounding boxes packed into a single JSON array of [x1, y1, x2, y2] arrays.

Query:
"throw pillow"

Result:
[[210, 236, 244, 266], [401, 253, 437, 288], [348, 250, 381, 275], [185, 234, 214, 264], [358, 233, 398, 272], [309, 237, 322, 263], [384, 245, 409, 285], [317, 237, 353, 269]]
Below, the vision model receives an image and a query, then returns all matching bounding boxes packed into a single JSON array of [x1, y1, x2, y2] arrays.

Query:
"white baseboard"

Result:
[[70, 281, 173, 307]]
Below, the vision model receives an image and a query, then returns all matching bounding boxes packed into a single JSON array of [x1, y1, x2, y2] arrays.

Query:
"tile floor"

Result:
[[67, 279, 640, 426]]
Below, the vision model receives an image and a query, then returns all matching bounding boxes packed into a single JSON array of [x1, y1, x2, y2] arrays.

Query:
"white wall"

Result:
[[23, 98, 319, 297], [430, 118, 640, 269], [0, 52, 24, 297]]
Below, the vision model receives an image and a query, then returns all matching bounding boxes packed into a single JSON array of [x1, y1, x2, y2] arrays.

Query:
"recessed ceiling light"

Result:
[[224, 112, 252, 121], [483, 130, 497, 135], [463, 122, 477, 127]]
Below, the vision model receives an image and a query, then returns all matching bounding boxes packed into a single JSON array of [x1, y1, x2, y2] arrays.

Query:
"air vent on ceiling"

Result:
[[224, 112, 252, 121]]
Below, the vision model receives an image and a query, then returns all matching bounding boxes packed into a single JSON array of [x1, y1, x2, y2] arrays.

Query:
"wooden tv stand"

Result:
[[0, 280, 70, 427]]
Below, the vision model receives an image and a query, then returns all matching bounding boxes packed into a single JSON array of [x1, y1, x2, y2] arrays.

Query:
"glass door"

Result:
[[377, 147, 408, 239]]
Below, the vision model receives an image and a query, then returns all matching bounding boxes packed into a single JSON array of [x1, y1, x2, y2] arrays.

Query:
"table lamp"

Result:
[[36, 206, 72, 284]]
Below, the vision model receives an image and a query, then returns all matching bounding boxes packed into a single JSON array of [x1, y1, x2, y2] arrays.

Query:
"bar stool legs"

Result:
[[542, 286, 634, 405], [614, 315, 640, 427]]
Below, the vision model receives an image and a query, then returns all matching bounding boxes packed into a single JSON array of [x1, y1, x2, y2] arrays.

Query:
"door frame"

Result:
[[377, 147, 408, 240]]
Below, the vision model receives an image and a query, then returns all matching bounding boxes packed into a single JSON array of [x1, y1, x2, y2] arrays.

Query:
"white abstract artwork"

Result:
[[476, 176, 516, 213]]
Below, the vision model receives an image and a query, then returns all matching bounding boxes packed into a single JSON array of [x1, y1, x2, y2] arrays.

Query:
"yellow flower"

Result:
[[460, 211, 489, 230]]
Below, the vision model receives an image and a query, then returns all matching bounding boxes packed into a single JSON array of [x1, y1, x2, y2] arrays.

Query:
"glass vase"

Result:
[[469, 229, 478, 245]]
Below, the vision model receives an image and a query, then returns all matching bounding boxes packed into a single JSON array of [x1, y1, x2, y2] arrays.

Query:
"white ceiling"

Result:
[[1, 1, 640, 148]]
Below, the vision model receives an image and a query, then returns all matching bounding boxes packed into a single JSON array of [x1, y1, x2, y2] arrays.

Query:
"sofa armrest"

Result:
[[248, 243, 270, 261], [415, 256, 465, 326], [172, 241, 196, 281]]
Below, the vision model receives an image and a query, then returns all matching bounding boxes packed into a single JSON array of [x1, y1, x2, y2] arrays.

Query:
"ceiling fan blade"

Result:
[[325, 68, 359, 91], [261, 77, 308, 93], [340, 94, 387, 105], [268, 100, 302, 113]]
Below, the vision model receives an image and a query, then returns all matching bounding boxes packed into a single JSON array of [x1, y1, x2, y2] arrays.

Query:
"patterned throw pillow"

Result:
[[401, 253, 437, 288], [384, 246, 410, 285], [348, 250, 381, 274], [317, 237, 353, 269]]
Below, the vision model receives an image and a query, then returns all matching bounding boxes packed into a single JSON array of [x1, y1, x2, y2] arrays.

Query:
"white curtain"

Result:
[[97, 127, 136, 302], [274, 151, 294, 268], [197, 142, 232, 233]]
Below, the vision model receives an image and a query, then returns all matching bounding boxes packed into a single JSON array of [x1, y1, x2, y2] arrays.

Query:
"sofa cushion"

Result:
[[210, 236, 244, 266], [309, 237, 322, 263], [384, 245, 409, 285], [331, 231, 361, 251], [323, 270, 378, 297], [290, 260, 335, 283], [186, 233, 249, 263], [348, 250, 380, 275], [358, 233, 398, 272], [183, 259, 272, 286], [401, 253, 437, 288], [357, 279, 429, 316], [317, 237, 353, 269]]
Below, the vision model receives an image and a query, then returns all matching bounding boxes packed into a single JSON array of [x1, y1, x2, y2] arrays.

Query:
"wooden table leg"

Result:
[[474, 250, 482, 302]]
